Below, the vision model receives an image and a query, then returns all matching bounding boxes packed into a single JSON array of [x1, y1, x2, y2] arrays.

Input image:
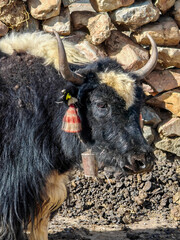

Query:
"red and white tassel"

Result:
[[62, 97, 82, 133]]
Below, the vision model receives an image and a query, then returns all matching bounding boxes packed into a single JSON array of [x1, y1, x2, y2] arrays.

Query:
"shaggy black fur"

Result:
[[0, 52, 153, 239]]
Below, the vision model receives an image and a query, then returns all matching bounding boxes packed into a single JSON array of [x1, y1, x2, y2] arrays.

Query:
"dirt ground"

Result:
[[48, 213, 179, 240], [47, 149, 180, 240]]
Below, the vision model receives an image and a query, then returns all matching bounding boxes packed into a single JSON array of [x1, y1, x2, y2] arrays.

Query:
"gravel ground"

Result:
[[48, 149, 180, 240]]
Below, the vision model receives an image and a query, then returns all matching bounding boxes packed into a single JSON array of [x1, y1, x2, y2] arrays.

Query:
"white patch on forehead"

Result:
[[98, 70, 135, 109]]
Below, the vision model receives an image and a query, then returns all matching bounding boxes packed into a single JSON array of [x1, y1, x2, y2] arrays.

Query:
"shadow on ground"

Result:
[[49, 226, 179, 240]]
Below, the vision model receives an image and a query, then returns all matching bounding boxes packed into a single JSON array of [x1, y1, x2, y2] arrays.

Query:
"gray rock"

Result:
[[142, 106, 161, 128], [62, 0, 78, 7], [155, 137, 180, 157], [143, 125, 156, 145], [158, 118, 180, 137], [110, 0, 159, 30], [21, 16, 40, 32], [43, 7, 71, 35], [71, 11, 97, 30]]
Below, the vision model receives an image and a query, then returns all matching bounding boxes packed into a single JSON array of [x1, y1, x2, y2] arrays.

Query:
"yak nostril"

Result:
[[134, 159, 146, 169], [123, 153, 154, 174], [130, 154, 146, 169]]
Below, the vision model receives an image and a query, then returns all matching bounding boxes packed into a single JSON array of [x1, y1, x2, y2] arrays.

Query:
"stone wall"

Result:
[[0, 0, 180, 158]]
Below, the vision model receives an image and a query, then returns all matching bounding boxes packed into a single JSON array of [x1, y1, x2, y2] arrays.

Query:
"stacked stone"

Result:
[[0, 0, 180, 157]]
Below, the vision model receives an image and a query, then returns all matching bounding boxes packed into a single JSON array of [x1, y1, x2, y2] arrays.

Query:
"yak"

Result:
[[0, 31, 158, 240]]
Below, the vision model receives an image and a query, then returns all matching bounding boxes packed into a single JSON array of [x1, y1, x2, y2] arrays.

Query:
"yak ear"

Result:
[[77, 82, 99, 105]]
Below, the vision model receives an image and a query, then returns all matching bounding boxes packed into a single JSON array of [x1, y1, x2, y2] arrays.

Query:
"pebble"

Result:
[[134, 196, 144, 205], [171, 205, 180, 221], [143, 181, 152, 191], [173, 191, 180, 204], [59, 155, 179, 225]]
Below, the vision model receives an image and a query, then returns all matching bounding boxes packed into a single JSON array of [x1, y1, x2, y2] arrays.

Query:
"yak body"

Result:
[[0, 32, 154, 240]]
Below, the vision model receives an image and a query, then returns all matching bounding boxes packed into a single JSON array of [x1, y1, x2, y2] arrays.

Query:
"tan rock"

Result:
[[87, 13, 112, 45], [69, 2, 95, 13], [0, 21, 8, 37], [0, 0, 8, 8], [134, 190, 148, 205], [134, 196, 144, 205], [76, 39, 107, 62], [155, 137, 180, 157], [147, 90, 180, 117], [173, 191, 180, 205], [157, 47, 180, 68], [0, 1, 29, 30], [171, 205, 180, 221], [155, 0, 175, 13], [43, 7, 71, 35], [142, 83, 157, 96], [145, 69, 180, 93], [132, 17, 180, 46], [71, 11, 97, 30], [139, 190, 148, 200], [105, 31, 149, 71], [110, 0, 159, 30], [176, 164, 180, 175], [154, 149, 167, 161], [143, 181, 152, 192], [28, 0, 61, 20], [158, 118, 180, 137], [173, 0, 180, 27], [90, 0, 134, 12]]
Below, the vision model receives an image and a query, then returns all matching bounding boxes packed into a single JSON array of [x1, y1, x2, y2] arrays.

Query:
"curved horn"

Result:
[[53, 31, 84, 85], [131, 33, 158, 80]]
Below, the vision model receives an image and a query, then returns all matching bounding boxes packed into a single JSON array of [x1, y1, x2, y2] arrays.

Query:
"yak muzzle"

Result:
[[123, 153, 154, 174]]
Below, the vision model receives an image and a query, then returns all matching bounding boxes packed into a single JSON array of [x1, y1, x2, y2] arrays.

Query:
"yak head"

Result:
[[54, 32, 158, 175]]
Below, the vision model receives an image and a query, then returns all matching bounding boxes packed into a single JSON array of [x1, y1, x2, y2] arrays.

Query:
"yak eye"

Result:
[[96, 102, 108, 109], [92, 101, 110, 119]]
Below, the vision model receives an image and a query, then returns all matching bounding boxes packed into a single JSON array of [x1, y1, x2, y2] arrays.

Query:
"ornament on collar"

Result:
[[139, 113, 143, 129], [62, 94, 82, 133], [82, 149, 98, 177]]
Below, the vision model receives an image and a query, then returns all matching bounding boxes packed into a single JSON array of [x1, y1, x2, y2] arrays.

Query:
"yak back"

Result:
[[0, 51, 82, 230]]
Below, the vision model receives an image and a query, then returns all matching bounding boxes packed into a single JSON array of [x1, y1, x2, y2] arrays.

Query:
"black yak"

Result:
[[0, 31, 157, 240]]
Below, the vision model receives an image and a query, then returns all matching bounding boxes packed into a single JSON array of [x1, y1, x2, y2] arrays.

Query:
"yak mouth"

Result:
[[92, 146, 154, 176], [122, 153, 154, 175]]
